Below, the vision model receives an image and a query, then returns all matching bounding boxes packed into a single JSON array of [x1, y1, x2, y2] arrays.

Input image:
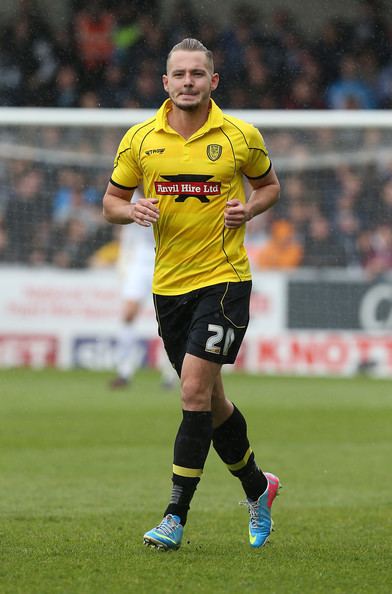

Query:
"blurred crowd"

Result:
[[0, 0, 391, 279], [246, 125, 392, 279], [1, 0, 392, 109], [0, 124, 391, 280]]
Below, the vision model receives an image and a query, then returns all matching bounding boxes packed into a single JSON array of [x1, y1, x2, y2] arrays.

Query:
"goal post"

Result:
[[1, 107, 392, 127]]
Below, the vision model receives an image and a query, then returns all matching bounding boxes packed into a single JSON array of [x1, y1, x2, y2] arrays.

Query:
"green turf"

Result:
[[0, 368, 391, 594]]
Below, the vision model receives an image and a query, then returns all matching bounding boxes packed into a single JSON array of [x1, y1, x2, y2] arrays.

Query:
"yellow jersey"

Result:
[[111, 98, 271, 295]]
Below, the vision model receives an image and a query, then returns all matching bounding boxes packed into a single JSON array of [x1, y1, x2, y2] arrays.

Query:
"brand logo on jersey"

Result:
[[207, 144, 222, 161], [154, 175, 221, 203], [145, 148, 165, 155]]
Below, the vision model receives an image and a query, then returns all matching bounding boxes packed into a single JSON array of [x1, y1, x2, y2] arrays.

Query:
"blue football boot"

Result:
[[143, 514, 183, 551], [245, 472, 281, 548]]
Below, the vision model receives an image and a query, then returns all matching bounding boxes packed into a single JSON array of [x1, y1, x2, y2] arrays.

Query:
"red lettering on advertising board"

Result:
[[250, 293, 271, 314], [289, 339, 317, 365], [384, 339, 392, 368], [0, 335, 58, 367], [318, 336, 348, 370], [257, 339, 280, 365], [355, 337, 373, 367]]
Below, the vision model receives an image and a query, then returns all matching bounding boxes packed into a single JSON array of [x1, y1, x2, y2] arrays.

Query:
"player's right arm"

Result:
[[103, 182, 159, 227]]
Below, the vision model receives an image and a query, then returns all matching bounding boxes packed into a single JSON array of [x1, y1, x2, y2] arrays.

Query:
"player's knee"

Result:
[[180, 376, 211, 410]]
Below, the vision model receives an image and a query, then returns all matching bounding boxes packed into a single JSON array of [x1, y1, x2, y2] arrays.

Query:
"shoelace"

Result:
[[239, 500, 259, 528], [155, 516, 178, 536]]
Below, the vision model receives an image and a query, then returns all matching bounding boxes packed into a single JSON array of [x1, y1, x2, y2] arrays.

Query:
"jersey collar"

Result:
[[155, 98, 224, 135]]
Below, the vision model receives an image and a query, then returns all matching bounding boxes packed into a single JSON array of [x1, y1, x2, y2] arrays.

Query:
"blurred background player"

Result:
[[109, 189, 177, 390]]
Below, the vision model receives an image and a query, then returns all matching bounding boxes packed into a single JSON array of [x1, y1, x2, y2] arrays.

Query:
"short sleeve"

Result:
[[110, 130, 142, 189], [241, 126, 272, 180]]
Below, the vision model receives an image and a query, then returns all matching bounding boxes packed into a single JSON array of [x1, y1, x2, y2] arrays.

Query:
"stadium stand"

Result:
[[1, 0, 392, 109], [0, 0, 391, 275]]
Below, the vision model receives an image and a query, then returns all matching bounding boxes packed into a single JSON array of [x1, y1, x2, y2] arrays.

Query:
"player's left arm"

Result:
[[224, 168, 280, 229]]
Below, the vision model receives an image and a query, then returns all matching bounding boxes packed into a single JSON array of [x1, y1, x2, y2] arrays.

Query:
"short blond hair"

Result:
[[166, 38, 214, 73]]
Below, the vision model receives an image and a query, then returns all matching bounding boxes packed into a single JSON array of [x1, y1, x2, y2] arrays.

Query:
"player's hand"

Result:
[[132, 198, 159, 227], [224, 200, 250, 228]]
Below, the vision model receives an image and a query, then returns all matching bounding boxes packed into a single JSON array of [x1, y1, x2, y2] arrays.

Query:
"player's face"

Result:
[[163, 50, 219, 112]]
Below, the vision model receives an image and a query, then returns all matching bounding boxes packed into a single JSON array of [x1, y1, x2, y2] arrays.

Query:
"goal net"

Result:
[[0, 108, 391, 376]]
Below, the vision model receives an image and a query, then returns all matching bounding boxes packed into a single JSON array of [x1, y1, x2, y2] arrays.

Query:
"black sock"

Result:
[[212, 404, 267, 501], [164, 410, 213, 525]]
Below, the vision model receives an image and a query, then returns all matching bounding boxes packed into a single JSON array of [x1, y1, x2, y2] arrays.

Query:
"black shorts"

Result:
[[153, 281, 252, 375]]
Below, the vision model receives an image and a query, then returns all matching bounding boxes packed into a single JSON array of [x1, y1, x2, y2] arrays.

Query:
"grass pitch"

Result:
[[0, 368, 391, 594]]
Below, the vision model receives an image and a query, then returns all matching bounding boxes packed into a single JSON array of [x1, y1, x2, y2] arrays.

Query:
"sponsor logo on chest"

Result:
[[155, 181, 221, 195], [154, 175, 221, 202]]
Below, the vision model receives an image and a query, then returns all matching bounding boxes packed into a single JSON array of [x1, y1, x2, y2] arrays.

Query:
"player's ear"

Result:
[[162, 74, 169, 93], [211, 73, 219, 92]]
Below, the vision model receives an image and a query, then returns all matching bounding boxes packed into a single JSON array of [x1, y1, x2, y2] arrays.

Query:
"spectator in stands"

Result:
[[165, 0, 200, 47], [275, 174, 318, 239], [28, 220, 54, 266], [269, 11, 314, 104], [72, 2, 115, 88], [78, 90, 101, 108], [0, 218, 10, 262], [377, 61, 392, 108], [357, 229, 376, 271], [52, 26, 80, 68], [194, 18, 221, 53], [326, 55, 378, 109], [357, 49, 382, 99], [302, 215, 347, 267], [352, 0, 390, 66], [333, 165, 370, 227], [217, 3, 260, 84], [4, 168, 49, 263], [4, 0, 58, 106], [129, 60, 166, 108], [377, 176, 392, 225], [243, 45, 272, 108], [284, 75, 325, 109], [226, 87, 252, 109], [53, 64, 80, 108], [0, 33, 23, 106], [335, 210, 363, 268], [358, 223, 392, 280], [111, 1, 142, 66], [134, 15, 170, 65], [313, 19, 350, 88], [52, 169, 101, 229], [4, 17, 39, 106], [98, 64, 129, 108], [254, 219, 303, 270], [52, 218, 95, 269]]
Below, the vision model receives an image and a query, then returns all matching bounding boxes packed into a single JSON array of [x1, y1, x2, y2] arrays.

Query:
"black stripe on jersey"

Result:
[[113, 118, 156, 169], [223, 117, 269, 157], [246, 161, 272, 180], [219, 127, 237, 177], [110, 178, 137, 190], [223, 117, 248, 145], [155, 218, 161, 258], [138, 127, 156, 160], [221, 226, 243, 282]]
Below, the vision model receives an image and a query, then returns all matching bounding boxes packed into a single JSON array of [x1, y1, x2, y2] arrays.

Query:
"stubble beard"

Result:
[[171, 89, 210, 112], [171, 97, 200, 112]]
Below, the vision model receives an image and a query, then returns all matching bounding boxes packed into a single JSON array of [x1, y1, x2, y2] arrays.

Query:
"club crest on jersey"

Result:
[[207, 144, 222, 161]]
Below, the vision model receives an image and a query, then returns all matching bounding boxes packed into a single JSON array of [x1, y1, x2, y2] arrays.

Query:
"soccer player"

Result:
[[109, 190, 177, 390], [103, 38, 281, 550]]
